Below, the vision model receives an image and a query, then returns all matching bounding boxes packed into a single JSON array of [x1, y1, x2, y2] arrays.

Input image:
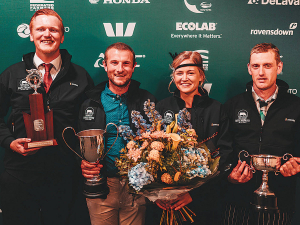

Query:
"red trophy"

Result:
[[22, 69, 57, 149]]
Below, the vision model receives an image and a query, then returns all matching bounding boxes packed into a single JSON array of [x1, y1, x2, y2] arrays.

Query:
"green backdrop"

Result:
[[1, 0, 300, 223]]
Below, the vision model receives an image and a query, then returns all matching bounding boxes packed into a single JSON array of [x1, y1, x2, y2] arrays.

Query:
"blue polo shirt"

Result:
[[101, 84, 130, 176]]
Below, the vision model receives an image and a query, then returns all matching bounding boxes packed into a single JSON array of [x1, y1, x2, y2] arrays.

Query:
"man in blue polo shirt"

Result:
[[78, 42, 156, 225]]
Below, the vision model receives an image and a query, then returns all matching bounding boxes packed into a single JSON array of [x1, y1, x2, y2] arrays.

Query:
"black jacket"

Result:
[[0, 49, 94, 181], [78, 79, 156, 131], [156, 87, 232, 205], [223, 79, 300, 211]]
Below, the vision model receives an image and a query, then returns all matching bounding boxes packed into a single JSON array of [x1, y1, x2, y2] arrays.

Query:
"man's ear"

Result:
[[277, 62, 283, 75], [103, 60, 108, 72], [132, 62, 137, 73], [247, 63, 252, 76], [30, 33, 33, 42]]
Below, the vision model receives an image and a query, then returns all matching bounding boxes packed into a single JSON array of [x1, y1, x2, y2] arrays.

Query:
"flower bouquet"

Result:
[[116, 100, 220, 225]]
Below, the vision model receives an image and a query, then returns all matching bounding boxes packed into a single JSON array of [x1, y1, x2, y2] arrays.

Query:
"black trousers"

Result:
[[222, 203, 294, 225], [0, 168, 90, 225]]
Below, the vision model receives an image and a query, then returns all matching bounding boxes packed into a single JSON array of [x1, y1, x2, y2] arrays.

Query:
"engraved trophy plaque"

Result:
[[22, 69, 58, 149], [239, 150, 292, 212], [62, 123, 118, 199]]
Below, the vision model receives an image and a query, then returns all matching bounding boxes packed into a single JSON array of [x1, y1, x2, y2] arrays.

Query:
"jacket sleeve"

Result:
[[72, 71, 95, 132], [217, 104, 233, 171], [0, 70, 15, 149], [189, 104, 233, 202]]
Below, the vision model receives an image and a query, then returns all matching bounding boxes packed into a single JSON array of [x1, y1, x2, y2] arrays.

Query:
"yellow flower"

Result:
[[168, 133, 182, 150], [174, 172, 181, 182], [161, 173, 173, 184]]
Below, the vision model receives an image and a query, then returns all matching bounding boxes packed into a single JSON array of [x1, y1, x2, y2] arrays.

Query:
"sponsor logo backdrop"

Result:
[[0, 0, 300, 222]]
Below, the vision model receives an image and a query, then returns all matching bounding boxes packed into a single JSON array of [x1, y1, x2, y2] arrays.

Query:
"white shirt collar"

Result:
[[33, 53, 62, 71], [252, 85, 278, 102], [33, 53, 62, 80]]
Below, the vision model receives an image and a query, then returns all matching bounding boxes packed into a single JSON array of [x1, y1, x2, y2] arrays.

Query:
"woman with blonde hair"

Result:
[[153, 51, 232, 224]]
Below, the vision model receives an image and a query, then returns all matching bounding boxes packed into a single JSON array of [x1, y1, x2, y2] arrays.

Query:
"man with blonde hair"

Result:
[[0, 8, 93, 225]]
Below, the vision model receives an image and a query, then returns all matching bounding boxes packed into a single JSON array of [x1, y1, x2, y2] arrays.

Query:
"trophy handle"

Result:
[[238, 150, 256, 173], [101, 123, 119, 159], [275, 153, 294, 175], [62, 127, 84, 160], [283, 153, 293, 161], [238, 150, 249, 161]]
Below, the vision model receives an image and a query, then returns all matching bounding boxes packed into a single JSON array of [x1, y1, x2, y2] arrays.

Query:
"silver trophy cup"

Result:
[[238, 150, 292, 212], [63, 123, 118, 198]]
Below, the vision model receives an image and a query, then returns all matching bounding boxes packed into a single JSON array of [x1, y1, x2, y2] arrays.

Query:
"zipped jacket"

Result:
[[0, 49, 94, 181], [223, 79, 300, 211]]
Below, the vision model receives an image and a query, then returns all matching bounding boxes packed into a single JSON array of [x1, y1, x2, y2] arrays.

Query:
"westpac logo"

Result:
[[176, 22, 216, 31], [94, 53, 145, 68], [103, 23, 136, 37], [250, 23, 297, 35], [248, 0, 300, 5], [184, 0, 212, 13], [30, 0, 54, 11]]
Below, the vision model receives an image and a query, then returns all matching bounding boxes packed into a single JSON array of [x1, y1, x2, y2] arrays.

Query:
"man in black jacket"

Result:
[[223, 43, 300, 225], [79, 42, 156, 225], [0, 9, 94, 225]]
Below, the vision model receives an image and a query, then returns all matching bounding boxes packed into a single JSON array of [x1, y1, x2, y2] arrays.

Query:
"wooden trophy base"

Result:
[[23, 93, 57, 150]]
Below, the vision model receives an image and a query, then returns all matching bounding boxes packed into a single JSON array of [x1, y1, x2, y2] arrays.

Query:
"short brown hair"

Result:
[[250, 43, 281, 64], [172, 51, 205, 86], [29, 8, 64, 35], [104, 42, 136, 65]]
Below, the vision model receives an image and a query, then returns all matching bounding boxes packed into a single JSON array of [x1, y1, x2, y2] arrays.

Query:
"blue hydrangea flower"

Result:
[[177, 109, 192, 130], [128, 162, 154, 191], [181, 147, 211, 179], [131, 111, 147, 130], [118, 125, 135, 141]]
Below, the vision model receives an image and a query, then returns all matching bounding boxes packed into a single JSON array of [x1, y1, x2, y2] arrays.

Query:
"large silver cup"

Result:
[[238, 150, 292, 212], [62, 123, 117, 198]]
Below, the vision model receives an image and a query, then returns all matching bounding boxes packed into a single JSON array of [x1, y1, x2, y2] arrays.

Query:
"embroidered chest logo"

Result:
[[235, 110, 250, 124], [83, 107, 95, 121], [17, 78, 31, 91], [162, 110, 175, 124]]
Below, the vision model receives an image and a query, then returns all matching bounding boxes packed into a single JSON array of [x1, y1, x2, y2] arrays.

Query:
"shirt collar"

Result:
[[252, 85, 278, 103], [103, 84, 128, 98], [33, 53, 62, 71]]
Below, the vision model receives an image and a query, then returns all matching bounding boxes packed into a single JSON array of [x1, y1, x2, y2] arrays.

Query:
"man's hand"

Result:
[[10, 138, 40, 156], [280, 157, 300, 177], [170, 192, 192, 211], [81, 160, 103, 179], [228, 160, 253, 184]]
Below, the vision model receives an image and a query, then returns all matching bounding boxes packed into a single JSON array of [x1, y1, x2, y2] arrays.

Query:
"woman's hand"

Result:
[[170, 192, 192, 210]]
